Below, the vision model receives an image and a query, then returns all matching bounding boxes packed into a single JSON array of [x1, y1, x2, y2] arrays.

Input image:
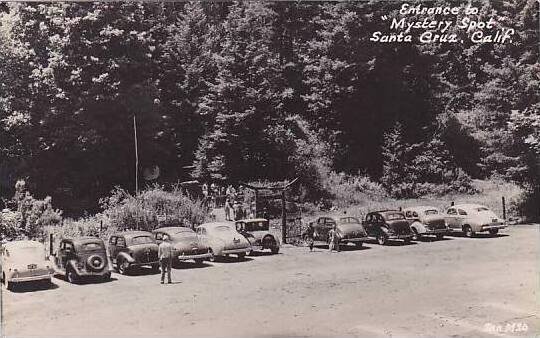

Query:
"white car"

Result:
[[196, 222, 251, 260], [1, 240, 54, 290], [444, 204, 507, 237]]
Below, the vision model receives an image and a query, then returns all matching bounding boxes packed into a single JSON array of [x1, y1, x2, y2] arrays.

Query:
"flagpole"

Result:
[[133, 114, 139, 195]]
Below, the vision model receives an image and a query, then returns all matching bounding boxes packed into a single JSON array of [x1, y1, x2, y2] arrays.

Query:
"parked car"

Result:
[[235, 218, 280, 254], [363, 210, 413, 245], [196, 222, 251, 260], [444, 204, 506, 237], [152, 227, 212, 264], [1, 240, 54, 290], [50, 237, 112, 283], [303, 215, 369, 248], [403, 206, 449, 240], [108, 231, 159, 274]]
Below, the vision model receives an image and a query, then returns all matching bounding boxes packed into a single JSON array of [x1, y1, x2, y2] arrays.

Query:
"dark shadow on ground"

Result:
[[5, 279, 59, 293]]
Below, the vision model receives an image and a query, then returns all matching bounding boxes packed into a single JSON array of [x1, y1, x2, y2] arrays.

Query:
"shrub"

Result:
[[100, 185, 210, 231]]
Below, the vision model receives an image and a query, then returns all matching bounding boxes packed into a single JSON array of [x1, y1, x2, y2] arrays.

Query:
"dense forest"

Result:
[[0, 1, 538, 219]]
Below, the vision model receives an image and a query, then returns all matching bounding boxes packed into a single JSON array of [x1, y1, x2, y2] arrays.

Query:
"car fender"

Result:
[[66, 259, 83, 275], [207, 237, 225, 256], [116, 251, 135, 264], [411, 221, 425, 234]]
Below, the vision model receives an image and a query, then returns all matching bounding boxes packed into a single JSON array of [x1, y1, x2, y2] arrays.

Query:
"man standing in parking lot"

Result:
[[159, 235, 173, 284]]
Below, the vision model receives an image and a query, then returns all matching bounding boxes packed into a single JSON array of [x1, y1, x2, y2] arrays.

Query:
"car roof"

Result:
[[113, 231, 153, 238], [3, 240, 44, 249], [153, 226, 194, 234], [197, 222, 234, 229], [317, 215, 361, 221], [403, 206, 439, 212], [70, 237, 104, 245], [237, 218, 268, 223], [372, 210, 402, 215]]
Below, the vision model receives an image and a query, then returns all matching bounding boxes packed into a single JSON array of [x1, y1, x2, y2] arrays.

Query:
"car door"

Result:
[[363, 214, 375, 236], [456, 209, 468, 229], [445, 208, 459, 229]]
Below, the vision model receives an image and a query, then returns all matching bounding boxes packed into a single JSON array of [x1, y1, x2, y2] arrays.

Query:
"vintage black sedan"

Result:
[[363, 210, 413, 245], [108, 231, 159, 275], [50, 237, 112, 283], [152, 227, 212, 264], [304, 215, 369, 248]]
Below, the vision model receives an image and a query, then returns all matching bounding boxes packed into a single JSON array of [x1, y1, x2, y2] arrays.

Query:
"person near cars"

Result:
[[305, 223, 315, 251], [158, 235, 173, 284], [328, 224, 340, 252], [224, 198, 232, 221]]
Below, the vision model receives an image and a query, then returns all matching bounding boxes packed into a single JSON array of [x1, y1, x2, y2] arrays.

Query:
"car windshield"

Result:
[[244, 221, 269, 231], [424, 209, 439, 215], [384, 213, 405, 220], [339, 217, 360, 224], [130, 236, 153, 245], [7, 246, 44, 262], [81, 242, 104, 251]]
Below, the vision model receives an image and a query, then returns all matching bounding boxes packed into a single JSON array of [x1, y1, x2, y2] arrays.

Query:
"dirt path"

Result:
[[2, 225, 538, 337]]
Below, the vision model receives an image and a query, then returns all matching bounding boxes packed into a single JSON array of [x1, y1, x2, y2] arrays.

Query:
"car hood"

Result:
[[172, 236, 209, 252], [471, 211, 501, 223], [210, 232, 250, 250], [129, 243, 158, 253], [386, 220, 412, 234], [338, 223, 367, 236]]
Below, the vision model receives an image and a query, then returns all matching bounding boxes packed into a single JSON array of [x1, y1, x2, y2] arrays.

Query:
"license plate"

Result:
[[27, 264, 37, 269]]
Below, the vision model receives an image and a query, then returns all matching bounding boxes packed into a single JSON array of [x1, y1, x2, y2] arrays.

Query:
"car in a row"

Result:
[[303, 203, 507, 248], [1, 218, 280, 289]]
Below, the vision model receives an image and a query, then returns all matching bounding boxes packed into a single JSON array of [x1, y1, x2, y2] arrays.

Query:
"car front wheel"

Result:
[[464, 225, 474, 238], [355, 241, 363, 248], [237, 253, 246, 260], [436, 233, 444, 240], [411, 228, 421, 241], [377, 234, 387, 245], [118, 259, 130, 275], [489, 229, 499, 236]]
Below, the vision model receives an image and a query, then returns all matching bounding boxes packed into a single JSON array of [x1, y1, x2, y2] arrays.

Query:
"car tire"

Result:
[[411, 228, 421, 241], [403, 237, 411, 245], [355, 241, 363, 248], [489, 229, 499, 235], [464, 225, 474, 238], [117, 259, 130, 275], [436, 233, 444, 240], [237, 253, 246, 260], [270, 245, 279, 254], [377, 234, 387, 245], [66, 268, 78, 284], [6, 280, 13, 291], [194, 258, 204, 265], [151, 263, 160, 272]]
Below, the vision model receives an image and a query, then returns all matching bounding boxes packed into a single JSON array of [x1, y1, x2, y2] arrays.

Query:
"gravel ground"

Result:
[[1, 225, 538, 338]]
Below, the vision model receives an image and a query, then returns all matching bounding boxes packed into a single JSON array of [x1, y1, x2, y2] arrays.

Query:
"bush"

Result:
[[100, 185, 210, 231], [0, 179, 63, 241]]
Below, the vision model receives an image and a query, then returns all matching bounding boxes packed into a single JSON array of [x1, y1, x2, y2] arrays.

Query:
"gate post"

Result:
[[281, 190, 287, 244]]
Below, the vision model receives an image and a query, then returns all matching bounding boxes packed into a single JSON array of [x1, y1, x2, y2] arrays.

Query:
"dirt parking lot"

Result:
[[2, 225, 538, 337]]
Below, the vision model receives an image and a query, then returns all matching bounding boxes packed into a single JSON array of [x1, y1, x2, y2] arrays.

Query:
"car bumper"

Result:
[[340, 236, 369, 242], [9, 274, 52, 283], [221, 247, 251, 255], [388, 234, 413, 240], [423, 228, 449, 235], [480, 224, 507, 231], [177, 252, 212, 261]]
